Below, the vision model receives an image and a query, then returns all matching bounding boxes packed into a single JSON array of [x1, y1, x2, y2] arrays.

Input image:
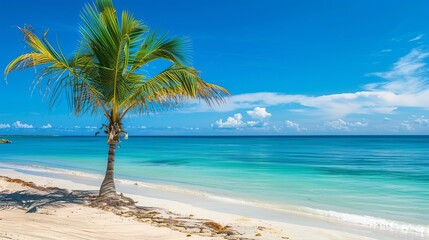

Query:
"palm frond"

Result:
[[5, 27, 70, 76], [119, 65, 229, 117], [130, 32, 191, 73], [5, 0, 229, 127]]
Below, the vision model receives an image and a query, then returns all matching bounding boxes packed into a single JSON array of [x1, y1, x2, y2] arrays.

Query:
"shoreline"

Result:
[[0, 174, 226, 240], [1, 163, 428, 240]]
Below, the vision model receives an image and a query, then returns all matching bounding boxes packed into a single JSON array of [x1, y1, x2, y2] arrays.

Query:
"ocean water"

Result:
[[0, 136, 428, 235]]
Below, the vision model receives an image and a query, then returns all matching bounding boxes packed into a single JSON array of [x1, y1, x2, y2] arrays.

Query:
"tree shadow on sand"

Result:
[[0, 189, 98, 213], [0, 176, 250, 240], [0, 176, 97, 213]]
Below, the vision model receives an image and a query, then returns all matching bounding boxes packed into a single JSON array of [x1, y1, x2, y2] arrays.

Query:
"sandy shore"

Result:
[[0, 168, 388, 240]]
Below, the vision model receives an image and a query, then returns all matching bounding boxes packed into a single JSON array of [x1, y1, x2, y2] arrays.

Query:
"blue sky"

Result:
[[1, 0, 429, 135]]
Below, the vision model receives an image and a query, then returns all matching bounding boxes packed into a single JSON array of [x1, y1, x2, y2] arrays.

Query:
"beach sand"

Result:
[[0, 168, 378, 240]]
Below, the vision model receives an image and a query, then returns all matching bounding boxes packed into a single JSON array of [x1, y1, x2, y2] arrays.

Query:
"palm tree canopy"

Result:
[[5, 0, 229, 124]]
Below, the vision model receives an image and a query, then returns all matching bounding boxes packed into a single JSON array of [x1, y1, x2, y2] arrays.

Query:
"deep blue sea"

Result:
[[1, 136, 428, 232]]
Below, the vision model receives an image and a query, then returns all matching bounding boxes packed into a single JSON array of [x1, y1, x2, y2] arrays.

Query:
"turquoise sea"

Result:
[[0, 136, 428, 235]]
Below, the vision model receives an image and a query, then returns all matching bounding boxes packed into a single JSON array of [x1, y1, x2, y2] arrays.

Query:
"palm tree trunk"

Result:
[[99, 142, 117, 197]]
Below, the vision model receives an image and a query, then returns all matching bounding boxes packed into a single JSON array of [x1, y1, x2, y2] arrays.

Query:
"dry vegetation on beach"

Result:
[[0, 176, 291, 240]]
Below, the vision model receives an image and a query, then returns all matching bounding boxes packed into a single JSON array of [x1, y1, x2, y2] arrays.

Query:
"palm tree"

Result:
[[5, 0, 228, 199]]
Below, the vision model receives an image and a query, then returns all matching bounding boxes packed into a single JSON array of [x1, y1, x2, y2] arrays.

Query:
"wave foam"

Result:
[[0, 162, 102, 179], [1, 162, 428, 236], [303, 208, 429, 235]]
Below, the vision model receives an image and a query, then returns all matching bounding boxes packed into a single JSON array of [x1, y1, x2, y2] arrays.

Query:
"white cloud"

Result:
[[85, 126, 97, 129], [285, 120, 306, 131], [246, 107, 272, 120], [325, 119, 368, 131], [409, 34, 424, 42], [352, 122, 368, 127], [212, 110, 270, 129], [0, 124, 10, 129], [415, 116, 429, 125], [126, 125, 147, 129], [246, 121, 267, 128], [41, 124, 52, 129], [368, 49, 429, 93], [13, 121, 33, 129], [325, 119, 349, 130], [209, 91, 405, 118], [74, 125, 81, 129], [382, 49, 392, 52], [246, 121, 259, 127], [213, 113, 244, 129], [190, 49, 429, 119], [285, 120, 299, 128]]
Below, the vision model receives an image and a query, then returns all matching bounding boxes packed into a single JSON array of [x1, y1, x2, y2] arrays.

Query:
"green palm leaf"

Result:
[[5, 0, 229, 198]]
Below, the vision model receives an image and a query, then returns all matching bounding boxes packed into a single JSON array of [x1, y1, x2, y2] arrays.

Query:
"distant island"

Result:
[[0, 139, 12, 144]]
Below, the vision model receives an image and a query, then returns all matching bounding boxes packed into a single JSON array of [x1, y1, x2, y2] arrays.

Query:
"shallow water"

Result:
[[0, 136, 428, 234]]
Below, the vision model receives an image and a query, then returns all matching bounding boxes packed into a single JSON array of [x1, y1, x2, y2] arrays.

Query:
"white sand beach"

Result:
[[0, 167, 390, 240]]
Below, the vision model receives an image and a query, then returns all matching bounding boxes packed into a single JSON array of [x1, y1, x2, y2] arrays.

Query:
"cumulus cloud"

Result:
[[213, 113, 244, 129], [85, 126, 97, 129], [246, 107, 271, 120], [246, 121, 259, 127], [325, 119, 368, 131], [41, 124, 52, 129], [0, 124, 11, 129], [285, 120, 306, 131], [414, 116, 429, 125], [13, 121, 33, 129], [246, 121, 267, 128], [74, 125, 81, 129], [212, 107, 272, 129]]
